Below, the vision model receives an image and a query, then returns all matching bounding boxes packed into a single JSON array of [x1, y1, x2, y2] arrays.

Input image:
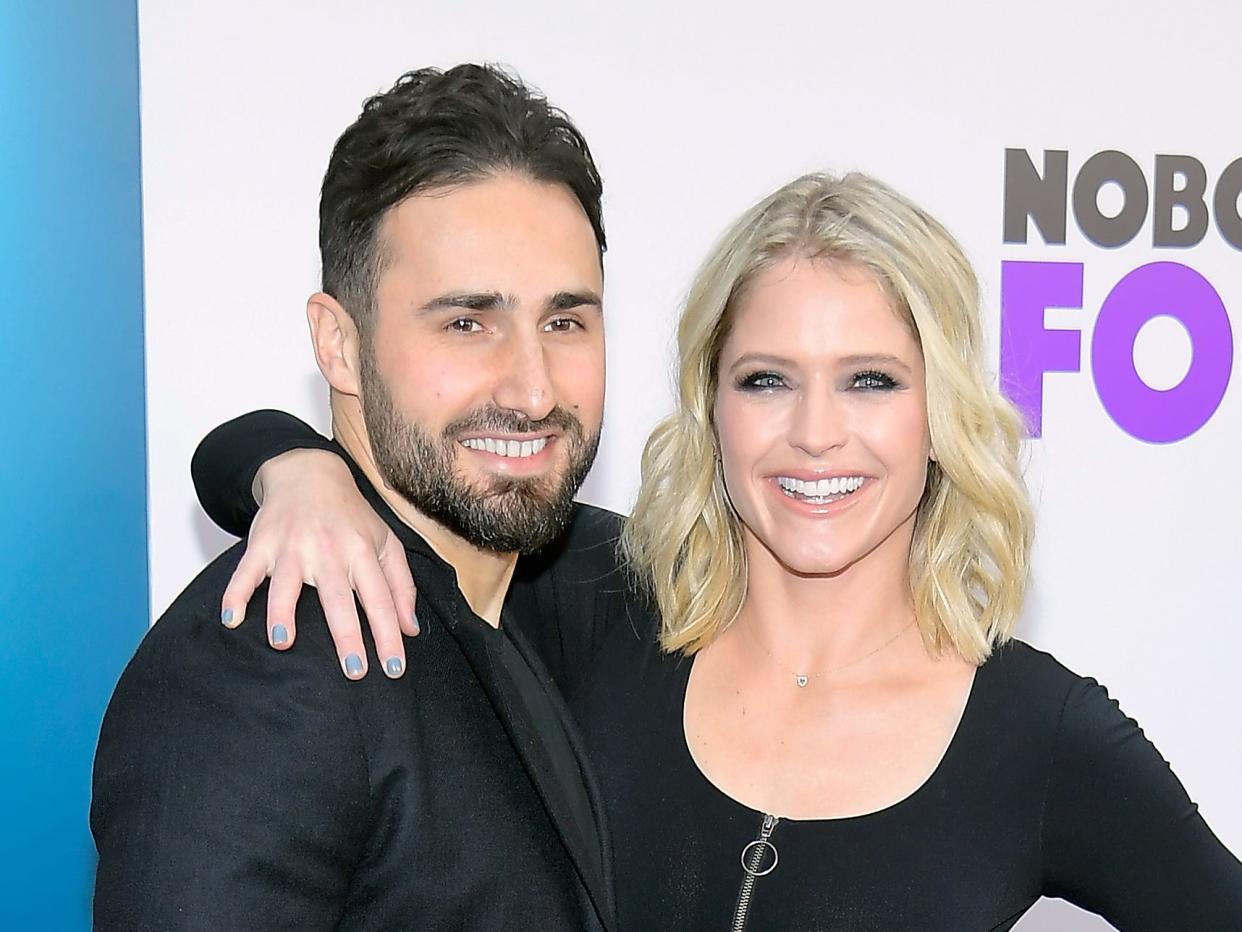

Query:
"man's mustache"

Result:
[[444, 406, 584, 439]]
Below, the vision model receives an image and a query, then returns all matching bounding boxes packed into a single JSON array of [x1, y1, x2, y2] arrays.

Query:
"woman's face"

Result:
[[713, 256, 931, 578]]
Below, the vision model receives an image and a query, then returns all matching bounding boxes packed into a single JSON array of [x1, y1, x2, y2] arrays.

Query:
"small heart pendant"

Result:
[[795, 674, 809, 688]]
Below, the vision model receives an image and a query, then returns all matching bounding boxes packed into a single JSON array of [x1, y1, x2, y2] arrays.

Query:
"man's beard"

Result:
[[359, 351, 600, 554]]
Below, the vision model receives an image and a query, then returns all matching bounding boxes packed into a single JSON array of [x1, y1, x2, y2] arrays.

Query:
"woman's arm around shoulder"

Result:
[[191, 408, 339, 536], [191, 408, 417, 678]]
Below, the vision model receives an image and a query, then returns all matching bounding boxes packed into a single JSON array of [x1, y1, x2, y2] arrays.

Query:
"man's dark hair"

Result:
[[319, 63, 606, 335]]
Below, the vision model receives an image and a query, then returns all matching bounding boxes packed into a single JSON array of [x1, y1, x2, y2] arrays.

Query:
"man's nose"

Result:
[[492, 329, 556, 422]]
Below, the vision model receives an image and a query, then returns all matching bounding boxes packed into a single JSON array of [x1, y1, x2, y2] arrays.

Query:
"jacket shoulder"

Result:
[[135, 542, 339, 671], [565, 502, 625, 546]]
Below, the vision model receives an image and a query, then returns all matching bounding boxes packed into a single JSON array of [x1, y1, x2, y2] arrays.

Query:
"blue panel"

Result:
[[0, 3, 147, 929]]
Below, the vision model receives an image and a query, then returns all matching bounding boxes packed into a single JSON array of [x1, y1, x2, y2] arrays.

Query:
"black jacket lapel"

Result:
[[345, 463, 615, 930]]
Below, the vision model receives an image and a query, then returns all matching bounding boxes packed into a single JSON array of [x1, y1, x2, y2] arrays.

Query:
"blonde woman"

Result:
[[192, 173, 1242, 928]]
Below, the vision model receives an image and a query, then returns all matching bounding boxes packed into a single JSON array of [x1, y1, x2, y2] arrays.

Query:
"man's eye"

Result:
[[736, 371, 786, 391], [447, 318, 484, 333], [852, 369, 899, 390], [544, 317, 582, 333]]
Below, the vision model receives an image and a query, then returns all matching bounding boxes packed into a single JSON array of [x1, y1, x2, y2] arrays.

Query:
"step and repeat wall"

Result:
[[139, 3, 1239, 929], [12, 1, 1230, 928]]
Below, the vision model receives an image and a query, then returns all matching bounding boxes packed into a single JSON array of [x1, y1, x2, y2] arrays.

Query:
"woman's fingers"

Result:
[[349, 554, 407, 678], [265, 560, 303, 651], [213, 447, 418, 682], [313, 565, 368, 679], [379, 530, 420, 638], [220, 547, 269, 629]]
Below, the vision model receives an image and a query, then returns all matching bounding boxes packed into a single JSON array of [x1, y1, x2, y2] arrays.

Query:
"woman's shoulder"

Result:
[[979, 639, 1142, 748], [983, 637, 1082, 685], [972, 639, 1097, 728]]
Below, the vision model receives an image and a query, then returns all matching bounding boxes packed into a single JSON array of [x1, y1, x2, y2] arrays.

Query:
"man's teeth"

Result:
[[461, 437, 549, 458], [776, 475, 866, 498]]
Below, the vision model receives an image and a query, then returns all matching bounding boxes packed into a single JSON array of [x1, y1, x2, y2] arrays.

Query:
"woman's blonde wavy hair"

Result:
[[621, 172, 1033, 666]]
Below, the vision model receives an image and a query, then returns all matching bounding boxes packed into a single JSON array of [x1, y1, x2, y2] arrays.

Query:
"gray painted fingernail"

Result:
[[271, 624, 288, 646], [344, 654, 364, 677], [221, 608, 234, 626], [411, 611, 420, 634], [385, 656, 404, 677]]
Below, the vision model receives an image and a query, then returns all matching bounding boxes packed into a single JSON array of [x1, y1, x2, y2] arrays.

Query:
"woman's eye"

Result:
[[852, 369, 899, 390], [737, 371, 786, 391], [447, 318, 484, 334]]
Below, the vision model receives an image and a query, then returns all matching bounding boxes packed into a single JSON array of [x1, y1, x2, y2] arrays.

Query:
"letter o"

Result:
[[1073, 150, 1148, 248], [1092, 262, 1233, 443]]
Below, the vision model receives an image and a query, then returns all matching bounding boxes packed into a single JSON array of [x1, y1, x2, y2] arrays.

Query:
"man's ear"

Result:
[[307, 292, 361, 397]]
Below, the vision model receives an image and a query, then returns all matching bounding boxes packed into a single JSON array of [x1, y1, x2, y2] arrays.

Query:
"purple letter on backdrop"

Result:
[[1092, 261, 1233, 443], [1000, 260, 1085, 437]]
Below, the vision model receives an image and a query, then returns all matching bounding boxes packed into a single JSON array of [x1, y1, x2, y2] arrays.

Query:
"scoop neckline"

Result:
[[676, 648, 982, 825]]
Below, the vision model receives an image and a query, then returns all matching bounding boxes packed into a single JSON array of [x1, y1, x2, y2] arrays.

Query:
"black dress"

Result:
[[193, 410, 1242, 930], [572, 600, 1242, 930]]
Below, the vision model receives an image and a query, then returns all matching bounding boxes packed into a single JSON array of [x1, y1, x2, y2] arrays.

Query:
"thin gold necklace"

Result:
[[741, 617, 917, 688]]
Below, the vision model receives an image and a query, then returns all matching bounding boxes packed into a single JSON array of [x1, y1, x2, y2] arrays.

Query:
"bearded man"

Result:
[[91, 64, 617, 932]]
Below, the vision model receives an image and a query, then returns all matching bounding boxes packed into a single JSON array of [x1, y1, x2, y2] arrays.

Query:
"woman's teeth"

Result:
[[460, 437, 549, 458], [776, 475, 866, 502]]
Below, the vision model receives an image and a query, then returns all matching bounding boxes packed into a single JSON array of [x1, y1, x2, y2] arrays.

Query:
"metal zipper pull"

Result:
[[731, 813, 781, 932]]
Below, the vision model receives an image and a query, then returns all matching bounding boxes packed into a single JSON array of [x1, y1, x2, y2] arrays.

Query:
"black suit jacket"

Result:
[[92, 467, 620, 931]]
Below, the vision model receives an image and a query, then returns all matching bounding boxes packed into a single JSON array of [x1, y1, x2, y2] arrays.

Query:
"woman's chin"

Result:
[[770, 545, 858, 579]]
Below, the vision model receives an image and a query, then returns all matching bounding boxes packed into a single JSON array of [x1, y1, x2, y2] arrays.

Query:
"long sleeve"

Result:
[[1041, 676, 1242, 928], [91, 561, 372, 930], [190, 408, 337, 537]]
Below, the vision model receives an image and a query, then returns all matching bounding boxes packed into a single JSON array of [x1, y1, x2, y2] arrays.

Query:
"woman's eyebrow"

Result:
[[726, 352, 913, 372], [727, 352, 795, 371], [837, 353, 914, 373]]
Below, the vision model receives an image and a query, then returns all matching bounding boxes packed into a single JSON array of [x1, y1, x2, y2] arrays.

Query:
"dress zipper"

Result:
[[730, 812, 780, 932]]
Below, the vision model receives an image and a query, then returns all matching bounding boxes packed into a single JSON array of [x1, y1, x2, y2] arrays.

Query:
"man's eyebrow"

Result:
[[417, 290, 603, 314], [418, 292, 515, 313], [547, 290, 602, 311]]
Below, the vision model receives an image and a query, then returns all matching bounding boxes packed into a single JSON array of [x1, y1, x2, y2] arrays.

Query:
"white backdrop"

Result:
[[139, 2, 1240, 926]]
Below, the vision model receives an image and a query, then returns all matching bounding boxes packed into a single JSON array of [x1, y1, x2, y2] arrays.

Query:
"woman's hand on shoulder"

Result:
[[220, 448, 419, 679]]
